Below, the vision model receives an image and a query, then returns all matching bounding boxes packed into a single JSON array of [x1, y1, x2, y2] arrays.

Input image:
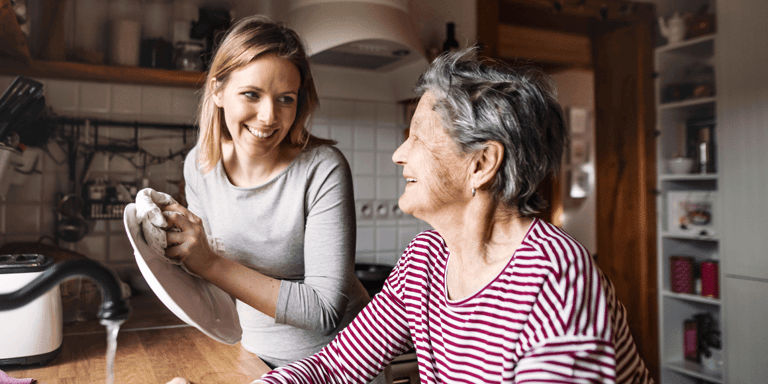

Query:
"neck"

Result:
[[222, 141, 296, 187], [430, 195, 533, 267]]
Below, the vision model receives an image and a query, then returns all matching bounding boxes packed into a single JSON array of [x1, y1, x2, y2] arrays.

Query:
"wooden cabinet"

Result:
[[722, 278, 768, 383], [655, 34, 723, 383], [714, 0, 768, 381]]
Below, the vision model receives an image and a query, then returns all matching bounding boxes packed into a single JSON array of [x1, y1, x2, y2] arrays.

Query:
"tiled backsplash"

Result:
[[0, 75, 430, 271]]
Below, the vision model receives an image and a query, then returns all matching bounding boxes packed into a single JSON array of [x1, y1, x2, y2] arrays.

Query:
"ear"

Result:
[[470, 141, 504, 191], [209, 77, 223, 108]]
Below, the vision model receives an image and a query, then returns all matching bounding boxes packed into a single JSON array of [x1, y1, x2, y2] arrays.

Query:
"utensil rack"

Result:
[[53, 117, 195, 152], [51, 117, 196, 221]]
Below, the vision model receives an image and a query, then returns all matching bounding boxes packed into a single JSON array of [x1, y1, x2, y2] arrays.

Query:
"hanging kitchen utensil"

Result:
[[56, 194, 90, 242], [0, 76, 45, 144], [10, 94, 49, 147]]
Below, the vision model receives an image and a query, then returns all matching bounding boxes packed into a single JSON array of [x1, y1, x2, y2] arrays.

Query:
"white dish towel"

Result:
[[134, 188, 225, 274]]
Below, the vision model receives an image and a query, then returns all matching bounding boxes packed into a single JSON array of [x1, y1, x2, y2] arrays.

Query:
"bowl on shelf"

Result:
[[668, 157, 694, 174]]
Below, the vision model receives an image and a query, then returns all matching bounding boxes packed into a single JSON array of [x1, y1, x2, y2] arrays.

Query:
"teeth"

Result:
[[406, 178, 416, 183], [247, 126, 275, 138]]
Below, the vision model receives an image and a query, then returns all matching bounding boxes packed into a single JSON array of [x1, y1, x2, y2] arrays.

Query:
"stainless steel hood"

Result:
[[288, 0, 429, 102]]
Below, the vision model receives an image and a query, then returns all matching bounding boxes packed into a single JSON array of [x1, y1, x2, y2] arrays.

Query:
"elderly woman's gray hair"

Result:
[[415, 48, 568, 216]]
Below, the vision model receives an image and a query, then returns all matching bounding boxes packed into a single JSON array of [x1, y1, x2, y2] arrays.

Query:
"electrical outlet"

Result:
[[356, 200, 374, 220], [374, 200, 389, 219], [390, 200, 404, 218]]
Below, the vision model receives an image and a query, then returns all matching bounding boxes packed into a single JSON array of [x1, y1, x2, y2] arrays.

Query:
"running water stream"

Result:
[[100, 319, 125, 384]]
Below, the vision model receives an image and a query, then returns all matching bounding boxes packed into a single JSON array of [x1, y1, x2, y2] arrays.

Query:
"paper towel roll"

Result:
[[110, 19, 140, 66]]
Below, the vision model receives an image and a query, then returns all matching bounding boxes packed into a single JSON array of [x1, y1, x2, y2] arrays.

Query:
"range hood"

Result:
[[288, 0, 429, 102]]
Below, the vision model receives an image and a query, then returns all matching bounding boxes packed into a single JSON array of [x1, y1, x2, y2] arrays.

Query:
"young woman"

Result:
[[160, 16, 370, 371]]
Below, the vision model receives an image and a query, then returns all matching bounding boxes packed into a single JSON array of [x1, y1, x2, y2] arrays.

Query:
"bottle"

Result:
[[697, 127, 712, 174], [443, 22, 459, 53]]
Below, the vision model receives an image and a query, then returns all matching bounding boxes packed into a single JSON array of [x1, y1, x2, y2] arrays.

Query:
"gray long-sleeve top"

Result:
[[184, 144, 369, 367]]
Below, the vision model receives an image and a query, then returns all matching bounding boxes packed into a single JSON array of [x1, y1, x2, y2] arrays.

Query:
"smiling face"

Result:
[[212, 53, 301, 159], [392, 91, 471, 221]]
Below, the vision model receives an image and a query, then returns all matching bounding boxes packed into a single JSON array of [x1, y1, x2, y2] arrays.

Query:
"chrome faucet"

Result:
[[0, 258, 131, 321]]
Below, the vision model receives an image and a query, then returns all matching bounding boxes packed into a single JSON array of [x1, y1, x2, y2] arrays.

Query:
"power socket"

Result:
[[390, 200, 404, 218], [356, 200, 374, 220], [374, 200, 389, 219]]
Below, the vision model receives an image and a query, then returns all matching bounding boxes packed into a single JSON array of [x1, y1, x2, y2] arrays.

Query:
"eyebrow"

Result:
[[236, 86, 298, 95]]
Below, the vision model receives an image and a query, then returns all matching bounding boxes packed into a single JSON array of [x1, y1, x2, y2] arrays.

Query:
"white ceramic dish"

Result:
[[123, 203, 242, 344], [668, 157, 694, 174]]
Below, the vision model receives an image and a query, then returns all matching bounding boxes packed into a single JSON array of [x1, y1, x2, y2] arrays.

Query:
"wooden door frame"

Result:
[[477, 0, 659, 381]]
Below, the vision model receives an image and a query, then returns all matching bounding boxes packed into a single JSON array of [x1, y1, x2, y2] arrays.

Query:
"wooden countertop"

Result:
[[5, 327, 270, 384], [3, 291, 270, 384]]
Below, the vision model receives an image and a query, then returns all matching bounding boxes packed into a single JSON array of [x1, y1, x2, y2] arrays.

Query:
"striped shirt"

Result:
[[259, 219, 652, 383]]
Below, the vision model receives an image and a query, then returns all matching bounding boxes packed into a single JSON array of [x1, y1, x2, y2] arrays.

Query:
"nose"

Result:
[[392, 139, 407, 165], [257, 99, 277, 126]]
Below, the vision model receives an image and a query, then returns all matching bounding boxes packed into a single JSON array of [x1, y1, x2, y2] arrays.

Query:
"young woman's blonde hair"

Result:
[[196, 15, 331, 173]]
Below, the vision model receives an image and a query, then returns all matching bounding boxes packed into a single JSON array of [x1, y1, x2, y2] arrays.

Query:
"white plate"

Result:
[[123, 203, 241, 344]]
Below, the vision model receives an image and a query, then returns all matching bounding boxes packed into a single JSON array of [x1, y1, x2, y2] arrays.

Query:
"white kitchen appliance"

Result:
[[0, 254, 63, 366]]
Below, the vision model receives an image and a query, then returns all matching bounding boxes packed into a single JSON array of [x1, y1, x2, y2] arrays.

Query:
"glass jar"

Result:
[[174, 41, 204, 71]]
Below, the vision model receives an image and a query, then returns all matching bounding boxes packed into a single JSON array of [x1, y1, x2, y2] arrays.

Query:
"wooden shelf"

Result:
[[661, 290, 721, 306], [0, 59, 206, 88], [659, 173, 719, 181], [658, 97, 716, 111], [664, 360, 723, 383], [656, 34, 716, 55], [660, 231, 719, 242]]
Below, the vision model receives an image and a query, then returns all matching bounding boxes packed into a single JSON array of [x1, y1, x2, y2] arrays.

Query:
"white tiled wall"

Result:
[[311, 99, 431, 266], [0, 75, 430, 270]]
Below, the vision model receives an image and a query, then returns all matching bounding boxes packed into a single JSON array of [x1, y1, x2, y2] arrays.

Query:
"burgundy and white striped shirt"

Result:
[[259, 219, 652, 383]]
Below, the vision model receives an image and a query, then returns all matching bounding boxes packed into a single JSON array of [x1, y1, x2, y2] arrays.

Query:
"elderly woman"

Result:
[[254, 49, 652, 383]]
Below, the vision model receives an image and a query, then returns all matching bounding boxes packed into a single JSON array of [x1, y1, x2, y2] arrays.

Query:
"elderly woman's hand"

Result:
[[163, 204, 219, 277]]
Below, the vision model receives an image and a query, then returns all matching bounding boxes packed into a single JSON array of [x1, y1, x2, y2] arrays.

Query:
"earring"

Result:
[[471, 188, 476, 197]]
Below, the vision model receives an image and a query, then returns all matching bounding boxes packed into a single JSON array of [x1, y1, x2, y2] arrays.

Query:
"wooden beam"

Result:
[[499, 0, 656, 25], [497, 24, 592, 67], [593, 21, 659, 382], [477, 0, 501, 57]]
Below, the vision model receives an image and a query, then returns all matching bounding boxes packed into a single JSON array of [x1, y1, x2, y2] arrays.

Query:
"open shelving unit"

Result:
[[655, 33, 725, 383], [0, 58, 205, 88]]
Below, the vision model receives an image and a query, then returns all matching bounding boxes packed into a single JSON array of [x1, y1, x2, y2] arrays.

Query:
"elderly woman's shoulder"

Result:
[[400, 230, 447, 262], [524, 219, 593, 266], [409, 229, 444, 247]]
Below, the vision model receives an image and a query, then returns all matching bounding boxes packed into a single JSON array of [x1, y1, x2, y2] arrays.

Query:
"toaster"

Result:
[[0, 254, 63, 366]]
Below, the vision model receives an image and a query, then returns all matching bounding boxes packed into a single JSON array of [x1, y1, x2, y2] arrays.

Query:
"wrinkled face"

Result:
[[212, 54, 300, 157], [392, 91, 470, 221]]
